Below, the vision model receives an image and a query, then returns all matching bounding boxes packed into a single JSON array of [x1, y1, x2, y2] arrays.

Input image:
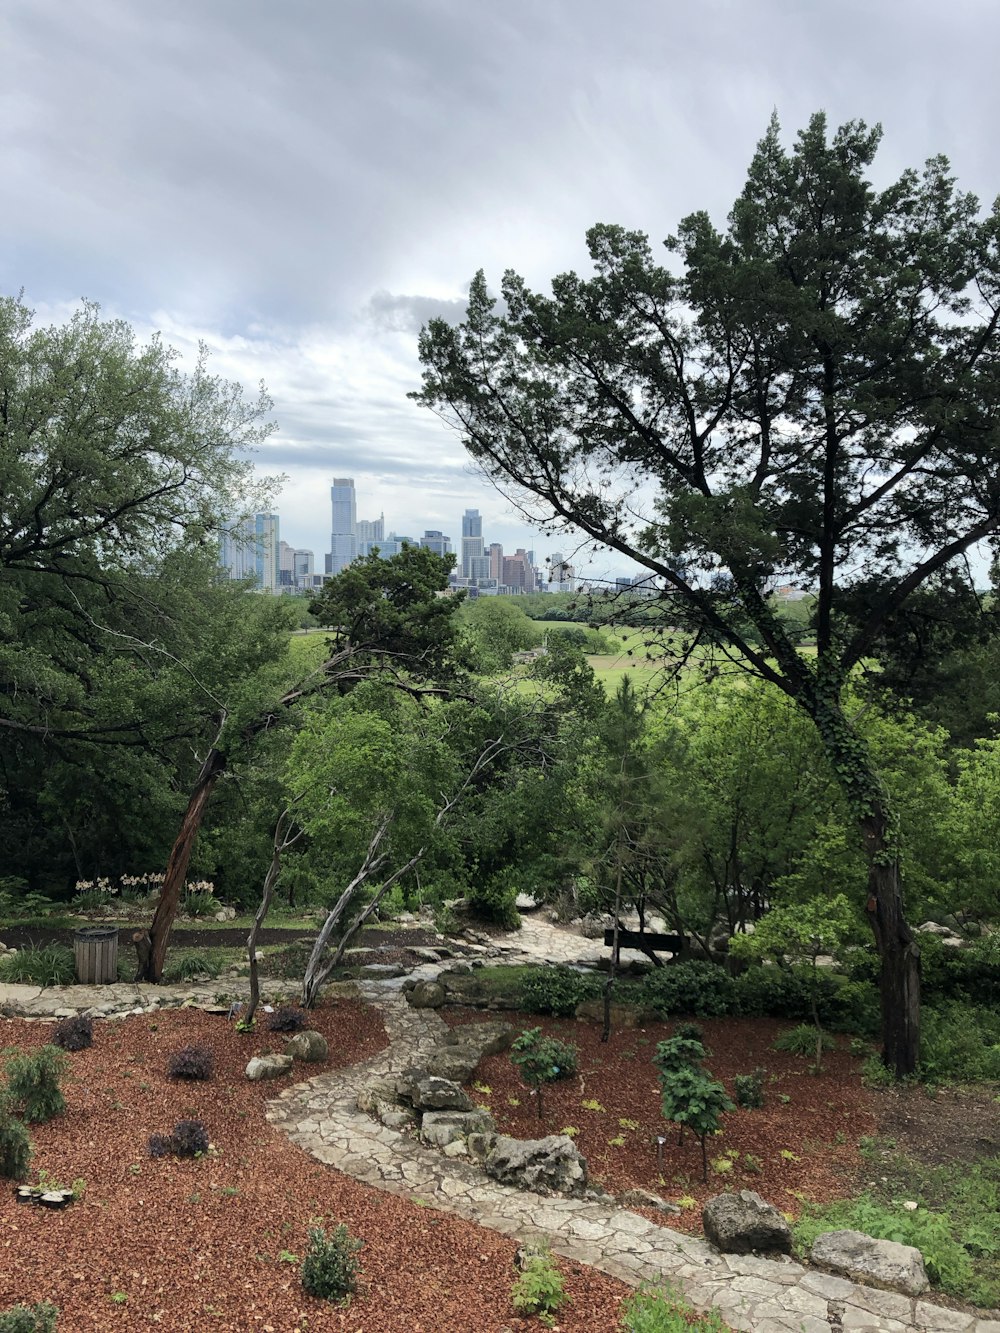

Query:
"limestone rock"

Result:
[[423, 1044, 481, 1084], [574, 999, 658, 1028], [442, 1020, 516, 1057], [397, 1069, 474, 1111], [420, 1108, 495, 1148], [284, 1030, 329, 1062], [245, 1054, 293, 1081], [360, 963, 406, 979], [811, 1229, 929, 1296], [702, 1190, 793, 1255], [618, 1187, 681, 1215], [485, 1134, 588, 1197], [405, 979, 446, 1009]]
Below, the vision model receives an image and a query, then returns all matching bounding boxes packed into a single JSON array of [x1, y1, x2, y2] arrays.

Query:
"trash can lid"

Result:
[[73, 926, 120, 940]]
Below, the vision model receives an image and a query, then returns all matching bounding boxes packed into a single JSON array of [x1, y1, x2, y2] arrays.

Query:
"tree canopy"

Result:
[[414, 112, 1000, 1074]]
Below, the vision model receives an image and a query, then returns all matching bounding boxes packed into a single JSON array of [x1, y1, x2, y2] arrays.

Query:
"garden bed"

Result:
[[443, 1007, 879, 1226], [0, 1002, 629, 1331]]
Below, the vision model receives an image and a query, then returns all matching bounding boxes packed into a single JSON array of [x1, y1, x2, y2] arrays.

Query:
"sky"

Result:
[[4, 0, 1000, 581]]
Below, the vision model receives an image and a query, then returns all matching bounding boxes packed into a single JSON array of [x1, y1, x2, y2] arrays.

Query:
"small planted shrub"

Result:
[[4, 1046, 68, 1124], [652, 1035, 706, 1074], [621, 1284, 727, 1331], [148, 1119, 209, 1158], [673, 1021, 705, 1044], [733, 1067, 766, 1110], [0, 945, 75, 987], [510, 1026, 579, 1119], [518, 966, 594, 1017], [167, 1045, 214, 1081], [301, 1222, 364, 1302], [0, 1302, 59, 1333], [773, 1024, 835, 1059], [267, 1005, 307, 1033], [657, 1065, 734, 1181], [51, 1016, 93, 1053], [511, 1246, 567, 1325], [0, 1105, 32, 1179]]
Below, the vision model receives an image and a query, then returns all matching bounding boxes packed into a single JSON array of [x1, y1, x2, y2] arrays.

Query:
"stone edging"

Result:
[[265, 984, 1000, 1333]]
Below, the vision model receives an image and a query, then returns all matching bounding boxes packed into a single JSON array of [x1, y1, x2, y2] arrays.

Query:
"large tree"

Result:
[[414, 113, 1000, 1075]]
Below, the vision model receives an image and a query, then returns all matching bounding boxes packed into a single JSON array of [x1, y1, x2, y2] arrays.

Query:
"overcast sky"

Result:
[[4, 0, 1000, 578]]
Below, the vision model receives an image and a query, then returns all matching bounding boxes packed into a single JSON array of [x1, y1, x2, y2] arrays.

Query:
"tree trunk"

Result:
[[138, 746, 228, 982], [862, 814, 921, 1077], [812, 691, 920, 1077], [245, 809, 301, 1027]]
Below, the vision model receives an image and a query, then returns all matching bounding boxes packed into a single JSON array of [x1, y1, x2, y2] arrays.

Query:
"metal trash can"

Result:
[[73, 926, 119, 984]]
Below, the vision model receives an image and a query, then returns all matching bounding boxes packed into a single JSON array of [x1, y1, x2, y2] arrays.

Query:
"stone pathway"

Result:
[[0, 975, 291, 1018], [266, 982, 1000, 1333]]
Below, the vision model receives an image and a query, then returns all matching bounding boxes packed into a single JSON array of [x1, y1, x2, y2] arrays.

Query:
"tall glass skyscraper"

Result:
[[327, 478, 357, 575], [461, 508, 484, 580]]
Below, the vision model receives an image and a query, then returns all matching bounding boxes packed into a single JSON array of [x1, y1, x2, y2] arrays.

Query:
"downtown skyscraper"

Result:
[[326, 478, 357, 575]]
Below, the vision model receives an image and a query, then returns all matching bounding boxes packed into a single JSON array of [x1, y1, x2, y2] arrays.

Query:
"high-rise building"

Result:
[[219, 518, 255, 582], [253, 513, 280, 592], [488, 542, 503, 580], [549, 552, 575, 592], [420, 530, 452, 559], [293, 549, 314, 586], [327, 478, 357, 575], [219, 514, 279, 592], [357, 514, 385, 556], [461, 508, 484, 581]]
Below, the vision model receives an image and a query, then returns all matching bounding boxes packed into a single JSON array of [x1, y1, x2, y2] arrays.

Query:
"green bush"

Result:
[[652, 1035, 707, 1074], [511, 1026, 579, 1118], [620, 1284, 728, 1331], [301, 1222, 364, 1302], [733, 1067, 766, 1109], [4, 1046, 68, 1123], [794, 1195, 974, 1296], [162, 952, 221, 982], [467, 873, 521, 930], [0, 946, 76, 987], [918, 933, 1000, 1007], [658, 1064, 734, 1181], [511, 1246, 567, 1324], [918, 1002, 1000, 1083], [519, 966, 596, 1017], [0, 1303, 59, 1333], [0, 1104, 32, 1179], [773, 1024, 835, 1059], [641, 961, 735, 1018]]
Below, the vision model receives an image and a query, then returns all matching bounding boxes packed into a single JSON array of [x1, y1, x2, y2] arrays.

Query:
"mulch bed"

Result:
[[0, 1002, 629, 1331], [444, 1007, 878, 1230]]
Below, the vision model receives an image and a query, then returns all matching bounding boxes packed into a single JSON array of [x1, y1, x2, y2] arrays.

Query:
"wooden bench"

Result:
[[604, 928, 686, 960]]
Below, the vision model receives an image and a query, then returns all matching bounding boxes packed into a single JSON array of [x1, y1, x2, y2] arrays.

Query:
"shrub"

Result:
[[167, 1045, 214, 1081], [0, 1303, 59, 1333], [267, 1005, 307, 1033], [652, 1035, 707, 1074], [658, 1064, 734, 1181], [519, 966, 595, 1017], [773, 1024, 835, 1059], [620, 1284, 728, 1331], [918, 1002, 1000, 1083], [0, 945, 75, 987], [467, 872, 521, 931], [641, 961, 735, 1018], [162, 952, 220, 982], [0, 1105, 32, 1179], [301, 1222, 364, 1302], [51, 1016, 93, 1052], [4, 1046, 68, 1123], [510, 1027, 579, 1118], [511, 1246, 567, 1324], [148, 1119, 209, 1158], [733, 1067, 766, 1110], [673, 1021, 705, 1044]]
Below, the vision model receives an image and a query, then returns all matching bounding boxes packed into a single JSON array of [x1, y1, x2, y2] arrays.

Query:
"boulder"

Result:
[[284, 1030, 329, 1062], [702, 1191, 793, 1255], [441, 1020, 516, 1057], [574, 999, 659, 1028], [423, 1045, 482, 1084], [396, 1069, 474, 1111], [245, 1054, 294, 1081], [485, 1134, 588, 1197], [618, 1187, 681, 1215], [405, 980, 446, 1009], [420, 1108, 495, 1148], [360, 963, 406, 979], [918, 921, 954, 936], [811, 1230, 929, 1296]]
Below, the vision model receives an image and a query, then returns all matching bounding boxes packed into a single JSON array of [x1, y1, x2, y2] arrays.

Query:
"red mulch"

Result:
[[0, 1003, 629, 1331], [444, 1008, 878, 1230]]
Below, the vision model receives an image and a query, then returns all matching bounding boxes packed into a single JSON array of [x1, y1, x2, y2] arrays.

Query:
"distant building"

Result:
[[219, 513, 279, 592], [548, 552, 575, 592], [461, 509, 484, 581], [615, 574, 659, 598], [419, 530, 452, 558], [327, 478, 357, 575], [502, 548, 534, 593], [357, 514, 385, 557], [488, 542, 504, 581]]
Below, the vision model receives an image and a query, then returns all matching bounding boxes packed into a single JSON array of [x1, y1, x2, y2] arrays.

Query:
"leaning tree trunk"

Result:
[[813, 693, 920, 1077], [138, 746, 228, 982]]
